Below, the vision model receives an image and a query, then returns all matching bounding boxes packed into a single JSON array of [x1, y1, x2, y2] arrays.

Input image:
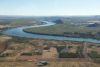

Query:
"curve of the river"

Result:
[[2, 21, 100, 43]]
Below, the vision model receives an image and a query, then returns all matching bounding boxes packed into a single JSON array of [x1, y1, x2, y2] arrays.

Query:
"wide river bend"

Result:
[[2, 21, 100, 43]]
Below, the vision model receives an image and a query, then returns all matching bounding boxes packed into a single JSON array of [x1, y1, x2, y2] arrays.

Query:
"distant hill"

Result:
[[87, 23, 100, 27], [53, 19, 64, 24]]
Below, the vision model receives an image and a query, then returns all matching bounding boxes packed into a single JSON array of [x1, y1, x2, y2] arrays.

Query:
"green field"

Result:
[[0, 17, 42, 27], [24, 22, 100, 39]]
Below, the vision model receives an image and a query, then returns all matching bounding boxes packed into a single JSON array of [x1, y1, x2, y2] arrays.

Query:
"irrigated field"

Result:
[[24, 22, 100, 39]]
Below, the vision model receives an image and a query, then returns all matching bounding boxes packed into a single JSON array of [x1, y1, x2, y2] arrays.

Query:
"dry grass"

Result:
[[0, 36, 11, 41], [0, 61, 99, 67], [87, 45, 100, 54], [45, 61, 100, 67]]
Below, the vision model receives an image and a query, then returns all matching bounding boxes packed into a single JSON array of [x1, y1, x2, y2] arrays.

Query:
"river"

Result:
[[2, 21, 100, 43]]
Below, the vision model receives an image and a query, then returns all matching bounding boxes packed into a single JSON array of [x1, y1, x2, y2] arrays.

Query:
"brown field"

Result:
[[0, 36, 100, 67], [42, 47, 58, 59], [0, 36, 11, 53]]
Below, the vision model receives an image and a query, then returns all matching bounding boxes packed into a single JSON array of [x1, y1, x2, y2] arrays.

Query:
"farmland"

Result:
[[1, 0, 100, 66], [0, 16, 100, 67], [24, 19, 100, 39], [0, 35, 100, 67]]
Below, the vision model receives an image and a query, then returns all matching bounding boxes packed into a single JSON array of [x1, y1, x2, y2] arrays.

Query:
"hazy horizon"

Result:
[[0, 0, 100, 16]]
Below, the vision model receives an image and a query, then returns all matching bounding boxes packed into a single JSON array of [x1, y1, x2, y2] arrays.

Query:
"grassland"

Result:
[[24, 22, 100, 39], [0, 17, 42, 28], [25, 23, 100, 34], [9, 19, 38, 27]]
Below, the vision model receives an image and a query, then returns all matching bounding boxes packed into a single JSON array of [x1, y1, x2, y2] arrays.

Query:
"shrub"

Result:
[[21, 52, 33, 56], [88, 51, 100, 58], [59, 52, 78, 58]]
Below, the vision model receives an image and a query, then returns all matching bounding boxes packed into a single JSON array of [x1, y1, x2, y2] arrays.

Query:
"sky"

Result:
[[0, 0, 100, 16]]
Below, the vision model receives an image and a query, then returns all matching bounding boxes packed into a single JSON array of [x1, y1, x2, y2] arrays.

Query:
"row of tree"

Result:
[[63, 32, 100, 39]]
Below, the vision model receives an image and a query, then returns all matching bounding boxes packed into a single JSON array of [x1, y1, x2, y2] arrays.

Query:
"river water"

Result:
[[2, 21, 100, 43]]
